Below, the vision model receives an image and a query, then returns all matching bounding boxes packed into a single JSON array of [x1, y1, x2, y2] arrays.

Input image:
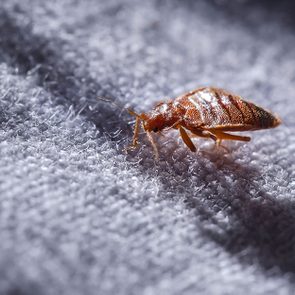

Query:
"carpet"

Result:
[[0, 0, 295, 294]]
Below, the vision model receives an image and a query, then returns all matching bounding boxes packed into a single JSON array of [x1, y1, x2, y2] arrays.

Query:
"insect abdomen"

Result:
[[178, 87, 280, 130]]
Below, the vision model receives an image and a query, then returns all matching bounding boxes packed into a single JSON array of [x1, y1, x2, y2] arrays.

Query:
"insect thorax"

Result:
[[144, 102, 181, 132]]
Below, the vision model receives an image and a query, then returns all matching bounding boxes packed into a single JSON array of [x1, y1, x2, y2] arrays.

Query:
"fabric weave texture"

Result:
[[0, 0, 295, 294]]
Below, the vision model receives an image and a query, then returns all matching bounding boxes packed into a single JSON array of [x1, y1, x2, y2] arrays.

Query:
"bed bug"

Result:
[[127, 87, 281, 158]]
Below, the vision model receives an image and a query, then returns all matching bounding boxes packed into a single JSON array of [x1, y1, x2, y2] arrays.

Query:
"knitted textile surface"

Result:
[[0, 1, 295, 294]]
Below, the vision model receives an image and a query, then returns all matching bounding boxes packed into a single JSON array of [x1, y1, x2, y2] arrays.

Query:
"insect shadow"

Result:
[[0, 10, 131, 139], [137, 143, 295, 277], [122, 118, 294, 273]]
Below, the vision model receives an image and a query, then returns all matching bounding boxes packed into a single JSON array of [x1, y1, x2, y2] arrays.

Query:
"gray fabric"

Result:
[[0, 0, 294, 294]]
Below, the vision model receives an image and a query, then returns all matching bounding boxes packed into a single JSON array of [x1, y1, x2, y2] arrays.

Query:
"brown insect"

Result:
[[128, 87, 281, 158]]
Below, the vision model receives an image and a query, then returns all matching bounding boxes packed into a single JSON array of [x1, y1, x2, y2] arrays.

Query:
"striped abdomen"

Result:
[[175, 87, 281, 131]]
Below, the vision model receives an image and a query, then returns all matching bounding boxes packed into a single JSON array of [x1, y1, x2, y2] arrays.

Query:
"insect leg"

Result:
[[145, 130, 159, 160], [165, 119, 183, 131], [178, 126, 196, 152], [124, 116, 141, 153], [189, 129, 231, 152], [132, 116, 141, 146], [190, 129, 218, 142], [210, 130, 251, 142]]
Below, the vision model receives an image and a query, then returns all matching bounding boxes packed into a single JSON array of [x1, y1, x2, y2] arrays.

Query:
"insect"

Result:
[[128, 87, 281, 158]]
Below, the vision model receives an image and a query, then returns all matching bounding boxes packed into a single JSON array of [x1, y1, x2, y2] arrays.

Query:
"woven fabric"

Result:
[[0, 1, 294, 294]]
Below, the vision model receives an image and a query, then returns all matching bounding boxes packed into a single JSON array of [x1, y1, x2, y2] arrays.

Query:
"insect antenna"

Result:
[[97, 95, 144, 144], [96, 96, 140, 117]]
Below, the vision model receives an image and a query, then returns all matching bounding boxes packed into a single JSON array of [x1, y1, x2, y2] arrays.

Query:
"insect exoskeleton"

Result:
[[128, 87, 281, 158]]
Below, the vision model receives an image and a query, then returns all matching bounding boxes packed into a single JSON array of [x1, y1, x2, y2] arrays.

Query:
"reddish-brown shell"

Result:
[[174, 87, 281, 132], [128, 86, 281, 158]]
